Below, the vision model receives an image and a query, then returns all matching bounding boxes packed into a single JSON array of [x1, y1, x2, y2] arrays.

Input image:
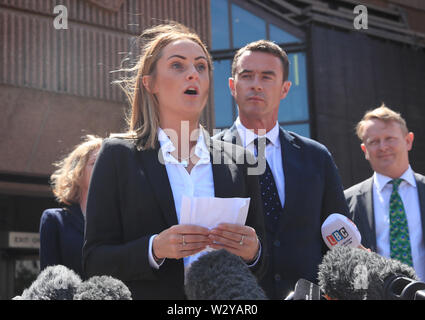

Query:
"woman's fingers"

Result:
[[154, 223, 260, 262], [209, 223, 259, 262], [153, 224, 211, 259]]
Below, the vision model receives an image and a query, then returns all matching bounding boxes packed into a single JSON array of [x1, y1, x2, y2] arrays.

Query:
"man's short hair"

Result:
[[356, 103, 409, 141], [231, 40, 290, 82]]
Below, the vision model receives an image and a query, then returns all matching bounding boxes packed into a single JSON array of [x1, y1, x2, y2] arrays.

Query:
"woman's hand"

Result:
[[208, 223, 260, 263], [357, 244, 371, 252], [152, 224, 211, 260]]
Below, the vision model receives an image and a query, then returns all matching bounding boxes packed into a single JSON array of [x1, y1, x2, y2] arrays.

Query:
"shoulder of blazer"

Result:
[[279, 127, 332, 158], [208, 135, 254, 166], [414, 172, 425, 184], [414, 171, 425, 200], [41, 206, 84, 231], [98, 137, 144, 165], [101, 137, 138, 153], [212, 123, 240, 145], [41, 208, 65, 223], [344, 177, 374, 201], [63, 204, 85, 226]]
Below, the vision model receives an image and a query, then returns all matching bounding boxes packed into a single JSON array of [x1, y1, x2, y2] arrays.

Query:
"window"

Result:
[[231, 4, 266, 48], [279, 52, 309, 129], [211, 0, 230, 50], [213, 59, 234, 128], [211, 0, 310, 137], [270, 24, 302, 44]]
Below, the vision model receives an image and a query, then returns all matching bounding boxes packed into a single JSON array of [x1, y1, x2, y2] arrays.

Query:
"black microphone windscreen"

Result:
[[292, 279, 322, 300], [15, 265, 82, 300], [185, 249, 267, 300], [73, 275, 132, 300], [318, 246, 418, 300]]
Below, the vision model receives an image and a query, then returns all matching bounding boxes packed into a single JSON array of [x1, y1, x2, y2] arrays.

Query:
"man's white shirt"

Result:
[[235, 117, 285, 209], [373, 166, 425, 281]]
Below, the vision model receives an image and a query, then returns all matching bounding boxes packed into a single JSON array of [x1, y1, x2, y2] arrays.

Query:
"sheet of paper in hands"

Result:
[[179, 195, 250, 228], [180, 195, 251, 268]]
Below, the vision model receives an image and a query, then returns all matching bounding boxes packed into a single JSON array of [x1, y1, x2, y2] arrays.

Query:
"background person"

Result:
[[39, 135, 102, 278], [214, 40, 350, 299], [345, 104, 425, 281]]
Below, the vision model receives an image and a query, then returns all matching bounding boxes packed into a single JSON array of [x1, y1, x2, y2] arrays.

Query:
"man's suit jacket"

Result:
[[39, 204, 85, 278], [214, 124, 350, 299], [344, 172, 425, 252], [82, 129, 267, 300]]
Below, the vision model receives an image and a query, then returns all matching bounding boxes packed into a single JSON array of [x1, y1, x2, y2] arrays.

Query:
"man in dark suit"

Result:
[[214, 40, 350, 299], [345, 104, 425, 281]]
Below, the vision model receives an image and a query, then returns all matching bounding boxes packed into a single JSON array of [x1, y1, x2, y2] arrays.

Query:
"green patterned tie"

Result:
[[389, 178, 413, 266]]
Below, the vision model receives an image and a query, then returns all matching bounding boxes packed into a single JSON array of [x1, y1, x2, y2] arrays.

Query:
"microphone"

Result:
[[13, 264, 133, 300], [73, 275, 132, 300], [383, 274, 425, 300], [285, 278, 324, 300], [286, 214, 361, 301], [317, 245, 419, 300], [321, 213, 362, 249], [184, 249, 267, 300], [415, 290, 425, 300], [13, 265, 82, 300]]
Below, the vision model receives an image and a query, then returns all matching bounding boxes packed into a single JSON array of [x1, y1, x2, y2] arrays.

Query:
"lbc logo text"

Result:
[[326, 227, 349, 246]]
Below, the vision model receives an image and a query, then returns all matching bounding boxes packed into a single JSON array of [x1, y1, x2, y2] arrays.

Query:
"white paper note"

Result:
[[180, 195, 250, 227], [180, 195, 251, 269]]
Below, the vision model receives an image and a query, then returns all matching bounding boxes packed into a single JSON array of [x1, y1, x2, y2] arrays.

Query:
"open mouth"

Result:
[[184, 87, 198, 95]]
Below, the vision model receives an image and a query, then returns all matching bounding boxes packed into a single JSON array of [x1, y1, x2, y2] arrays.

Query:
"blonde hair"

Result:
[[50, 135, 103, 205], [356, 103, 409, 141], [113, 22, 212, 150]]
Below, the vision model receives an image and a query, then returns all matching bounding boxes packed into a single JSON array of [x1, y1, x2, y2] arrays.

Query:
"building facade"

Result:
[[1, 0, 424, 299]]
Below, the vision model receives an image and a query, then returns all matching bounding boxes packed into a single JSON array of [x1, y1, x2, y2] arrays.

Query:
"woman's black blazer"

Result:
[[82, 129, 266, 300]]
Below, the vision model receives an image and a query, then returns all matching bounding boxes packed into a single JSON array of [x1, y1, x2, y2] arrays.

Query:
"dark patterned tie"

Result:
[[254, 137, 282, 226], [389, 178, 413, 266]]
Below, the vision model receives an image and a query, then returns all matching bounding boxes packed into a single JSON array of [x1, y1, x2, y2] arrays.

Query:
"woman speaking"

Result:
[[82, 23, 266, 299]]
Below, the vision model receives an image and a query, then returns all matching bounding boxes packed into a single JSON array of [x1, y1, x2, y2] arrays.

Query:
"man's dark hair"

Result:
[[231, 39, 290, 82]]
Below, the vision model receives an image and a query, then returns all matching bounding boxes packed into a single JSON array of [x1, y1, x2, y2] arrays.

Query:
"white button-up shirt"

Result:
[[149, 126, 261, 271], [373, 166, 425, 281], [235, 117, 285, 208], [148, 128, 214, 269]]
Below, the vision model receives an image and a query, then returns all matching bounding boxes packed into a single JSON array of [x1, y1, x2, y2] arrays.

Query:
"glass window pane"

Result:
[[213, 59, 234, 128], [211, 0, 230, 50], [232, 4, 266, 48], [270, 24, 301, 44], [281, 123, 310, 138], [278, 52, 309, 122]]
